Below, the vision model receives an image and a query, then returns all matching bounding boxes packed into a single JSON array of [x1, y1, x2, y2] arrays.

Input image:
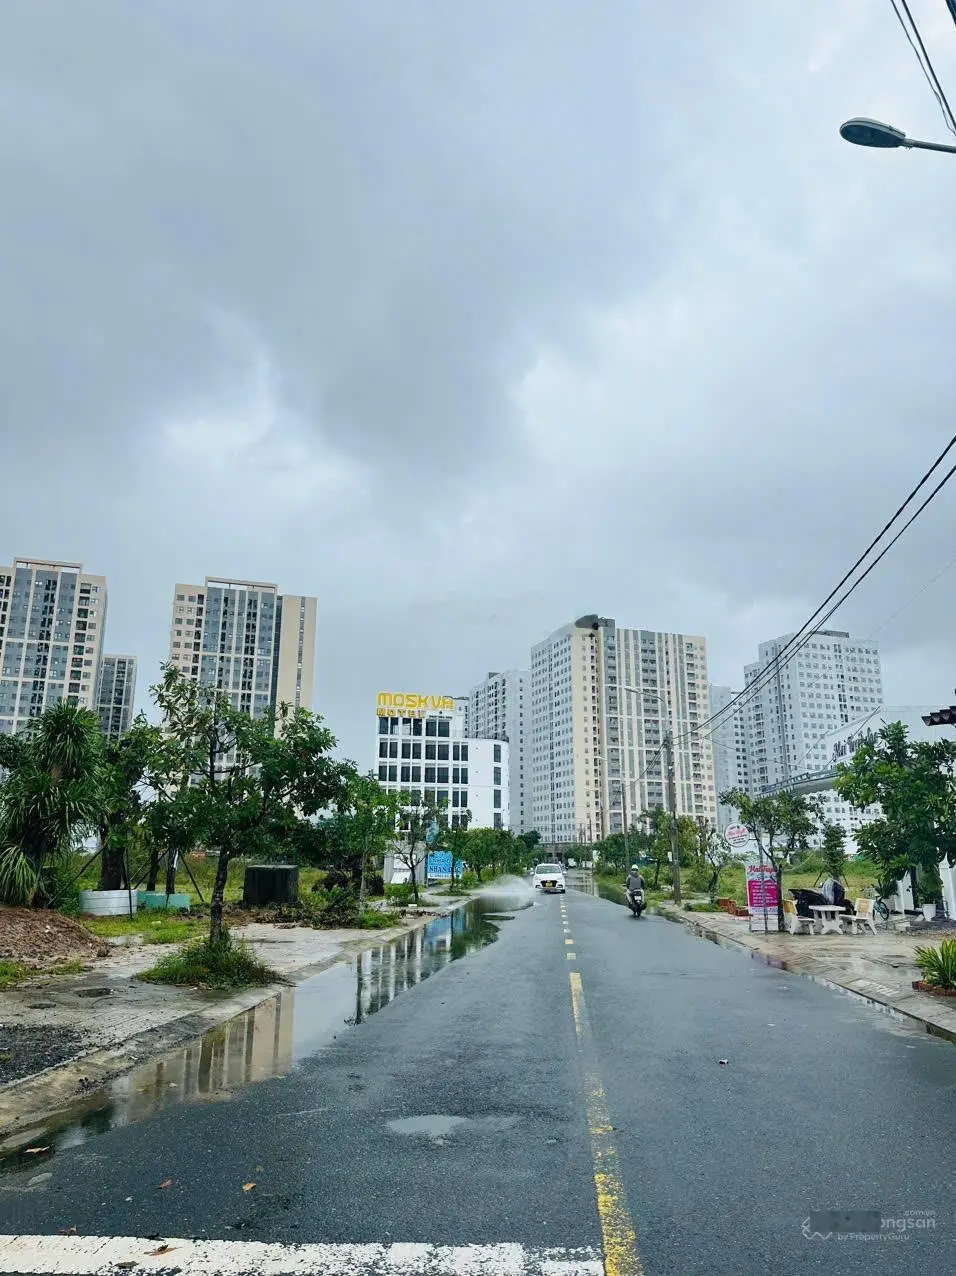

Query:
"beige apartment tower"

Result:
[[530, 615, 716, 845], [168, 577, 316, 716], [0, 558, 108, 735]]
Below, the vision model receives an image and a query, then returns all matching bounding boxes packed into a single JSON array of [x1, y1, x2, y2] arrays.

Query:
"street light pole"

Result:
[[839, 116, 956, 154], [622, 683, 682, 904]]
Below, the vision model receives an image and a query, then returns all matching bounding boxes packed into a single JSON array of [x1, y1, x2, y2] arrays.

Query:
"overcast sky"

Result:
[[2, 0, 956, 768]]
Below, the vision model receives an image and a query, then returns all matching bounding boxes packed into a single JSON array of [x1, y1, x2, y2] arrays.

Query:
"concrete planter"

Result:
[[921, 903, 939, 922], [136, 891, 191, 912], [79, 889, 137, 917]]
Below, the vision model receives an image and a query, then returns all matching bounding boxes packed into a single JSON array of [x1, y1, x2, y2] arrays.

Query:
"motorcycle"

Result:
[[625, 886, 645, 918]]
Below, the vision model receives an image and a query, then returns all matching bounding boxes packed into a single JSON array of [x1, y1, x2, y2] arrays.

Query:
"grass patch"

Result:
[[54, 959, 90, 974], [357, 908, 403, 929], [83, 914, 204, 945], [0, 961, 27, 989], [138, 930, 276, 990]]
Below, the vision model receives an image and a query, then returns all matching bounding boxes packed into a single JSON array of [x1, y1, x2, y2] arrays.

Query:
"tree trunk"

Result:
[[358, 835, 368, 914], [775, 864, 785, 933], [98, 825, 125, 891], [164, 850, 178, 897], [208, 850, 231, 945], [409, 845, 420, 905], [146, 841, 161, 892]]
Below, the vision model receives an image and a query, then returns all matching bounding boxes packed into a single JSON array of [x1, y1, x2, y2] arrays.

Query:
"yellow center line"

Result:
[[565, 938, 574, 945], [569, 970, 643, 1276]]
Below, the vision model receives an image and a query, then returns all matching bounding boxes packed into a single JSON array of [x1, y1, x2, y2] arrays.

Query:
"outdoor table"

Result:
[[809, 904, 845, 935]]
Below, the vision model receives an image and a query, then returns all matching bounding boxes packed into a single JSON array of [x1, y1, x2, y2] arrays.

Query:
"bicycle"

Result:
[[862, 885, 890, 924]]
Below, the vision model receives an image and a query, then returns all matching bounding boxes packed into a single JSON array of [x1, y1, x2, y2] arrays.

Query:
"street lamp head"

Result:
[[839, 117, 908, 149]]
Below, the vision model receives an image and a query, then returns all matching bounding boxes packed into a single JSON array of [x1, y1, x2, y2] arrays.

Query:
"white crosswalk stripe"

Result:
[[0, 1234, 603, 1275]]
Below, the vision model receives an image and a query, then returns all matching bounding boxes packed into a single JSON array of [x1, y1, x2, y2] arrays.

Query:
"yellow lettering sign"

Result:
[[377, 692, 455, 713]]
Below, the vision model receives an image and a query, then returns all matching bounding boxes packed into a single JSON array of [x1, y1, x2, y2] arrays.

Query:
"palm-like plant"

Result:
[[0, 702, 106, 906]]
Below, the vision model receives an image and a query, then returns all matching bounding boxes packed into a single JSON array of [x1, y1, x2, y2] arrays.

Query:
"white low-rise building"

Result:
[[374, 691, 510, 831]]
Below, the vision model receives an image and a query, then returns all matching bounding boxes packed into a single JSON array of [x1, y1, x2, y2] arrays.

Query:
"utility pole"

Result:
[[664, 729, 682, 904], [621, 775, 630, 867]]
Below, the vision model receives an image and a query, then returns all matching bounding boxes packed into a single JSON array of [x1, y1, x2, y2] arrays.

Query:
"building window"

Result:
[[494, 743, 502, 762], [494, 813, 502, 829], [438, 789, 449, 806], [494, 766, 501, 785], [413, 719, 423, 736], [412, 742, 422, 759], [379, 742, 388, 758], [378, 764, 387, 781], [425, 766, 436, 783], [461, 744, 469, 762], [411, 765, 421, 782], [426, 719, 437, 737], [494, 789, 501, 809], [425, 743, 437, 760], [401, 742, 411, 759], [437, 743, 449, 761], [388, 765, 397, 782], [438, 719, 450, 737], [401, 765, 411, 782], [437, 766, 449, 784]]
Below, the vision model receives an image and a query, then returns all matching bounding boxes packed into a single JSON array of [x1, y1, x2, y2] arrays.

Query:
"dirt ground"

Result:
[[0, 907, 109, 968]]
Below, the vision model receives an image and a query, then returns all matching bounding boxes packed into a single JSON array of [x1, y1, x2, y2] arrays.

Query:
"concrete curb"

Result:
[[657, 905, 956, 1046], [0, 899, 472, 1139]]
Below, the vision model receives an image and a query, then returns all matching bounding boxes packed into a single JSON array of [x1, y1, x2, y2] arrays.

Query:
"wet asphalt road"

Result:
[[1, 887, 954, 1274]]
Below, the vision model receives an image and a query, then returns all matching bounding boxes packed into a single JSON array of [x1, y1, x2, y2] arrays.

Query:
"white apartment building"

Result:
[[96, 654, 137, 744], [709, 684, 750, 831], [530, 616, 717, 846], [0, 558, 107, 735], [466, 670, 530, 833], [168, 578, 316, 717], [742, 629, 883, 830], [375, 692, 510, 830]]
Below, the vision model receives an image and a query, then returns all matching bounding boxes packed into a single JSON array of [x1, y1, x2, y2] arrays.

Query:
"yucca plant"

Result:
[[0, 702, 106, 906], [914, 938, 956, 991]]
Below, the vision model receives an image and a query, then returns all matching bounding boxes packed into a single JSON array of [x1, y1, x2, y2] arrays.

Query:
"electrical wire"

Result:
[[675, 431, 956, 749], [692, 454, 956, 762], [890, 0, 956, 135]]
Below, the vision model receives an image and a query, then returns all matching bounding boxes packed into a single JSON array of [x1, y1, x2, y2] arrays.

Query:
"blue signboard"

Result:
[[426, 851, 465, 880]]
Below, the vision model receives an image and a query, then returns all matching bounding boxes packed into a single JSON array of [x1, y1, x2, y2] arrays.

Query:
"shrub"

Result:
[[138, 930, 276, 990], [367, 873, 385, 898], [320, 868, 354, 892], [458, 871, 479, 891], [0, 961, 27, 989], [915, 938, 956, 990], [386, 883, 416, 906], [358, 908, 402, 929]]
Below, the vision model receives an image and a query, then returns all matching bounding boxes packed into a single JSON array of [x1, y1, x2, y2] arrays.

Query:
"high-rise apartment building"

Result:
[[709, 684, 750, 831], [529, 616, 716, 846], [167, 578, 316, 716], [467, 670, 530, 832], [0, 558, 107, 735], [743, 630, 883, 791], [96, 654, 137, 743], [374, 692, 509, 830], [742, 629, 883, 829]]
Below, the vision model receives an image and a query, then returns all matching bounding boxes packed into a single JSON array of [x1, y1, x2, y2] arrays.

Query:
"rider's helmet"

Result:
[[630, 864, 639, 872]]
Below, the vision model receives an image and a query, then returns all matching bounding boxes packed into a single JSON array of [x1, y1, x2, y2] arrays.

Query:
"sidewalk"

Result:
[[0, 894, 470, 1138], [657, 904, 956, 1044]]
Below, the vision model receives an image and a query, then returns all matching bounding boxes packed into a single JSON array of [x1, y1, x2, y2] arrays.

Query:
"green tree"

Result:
[[694, 820, 734, 903], [720, 788, 821, 931], [818, 822, 847, 884], [518, 830, 541, 853], [835, 721, 956, 907], [464, 826, 498, 882], [150, 666, 348, 943], [339, 771, 402, 910], [445, 809, 471, 891], [394, 793, 446, 904], [97, 716, 163, 891], [0, 702, 106, 906]]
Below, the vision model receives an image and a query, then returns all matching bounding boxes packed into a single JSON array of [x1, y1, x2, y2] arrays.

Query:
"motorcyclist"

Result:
[[625, 864, 645, 895]]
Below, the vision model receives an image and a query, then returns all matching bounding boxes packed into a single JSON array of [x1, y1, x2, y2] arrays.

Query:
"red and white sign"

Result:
[[725, 824, 750, 846]]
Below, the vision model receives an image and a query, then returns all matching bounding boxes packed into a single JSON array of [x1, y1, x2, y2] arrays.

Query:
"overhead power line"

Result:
[[677, 431, 956, 749], [890, 0, 956, 135]]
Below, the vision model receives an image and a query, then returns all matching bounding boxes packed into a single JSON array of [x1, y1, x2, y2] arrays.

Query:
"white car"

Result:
[[532, 863, 566, 894]]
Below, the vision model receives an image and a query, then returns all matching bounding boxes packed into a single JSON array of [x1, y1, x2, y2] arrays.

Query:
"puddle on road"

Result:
[[0, 897, 522, 1176]]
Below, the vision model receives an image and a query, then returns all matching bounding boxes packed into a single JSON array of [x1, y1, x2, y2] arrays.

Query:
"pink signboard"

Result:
[[746, 863, 779, 929]]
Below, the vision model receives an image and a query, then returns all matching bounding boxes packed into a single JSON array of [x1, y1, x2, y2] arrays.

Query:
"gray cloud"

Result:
[[2, 0, 955, 764]]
